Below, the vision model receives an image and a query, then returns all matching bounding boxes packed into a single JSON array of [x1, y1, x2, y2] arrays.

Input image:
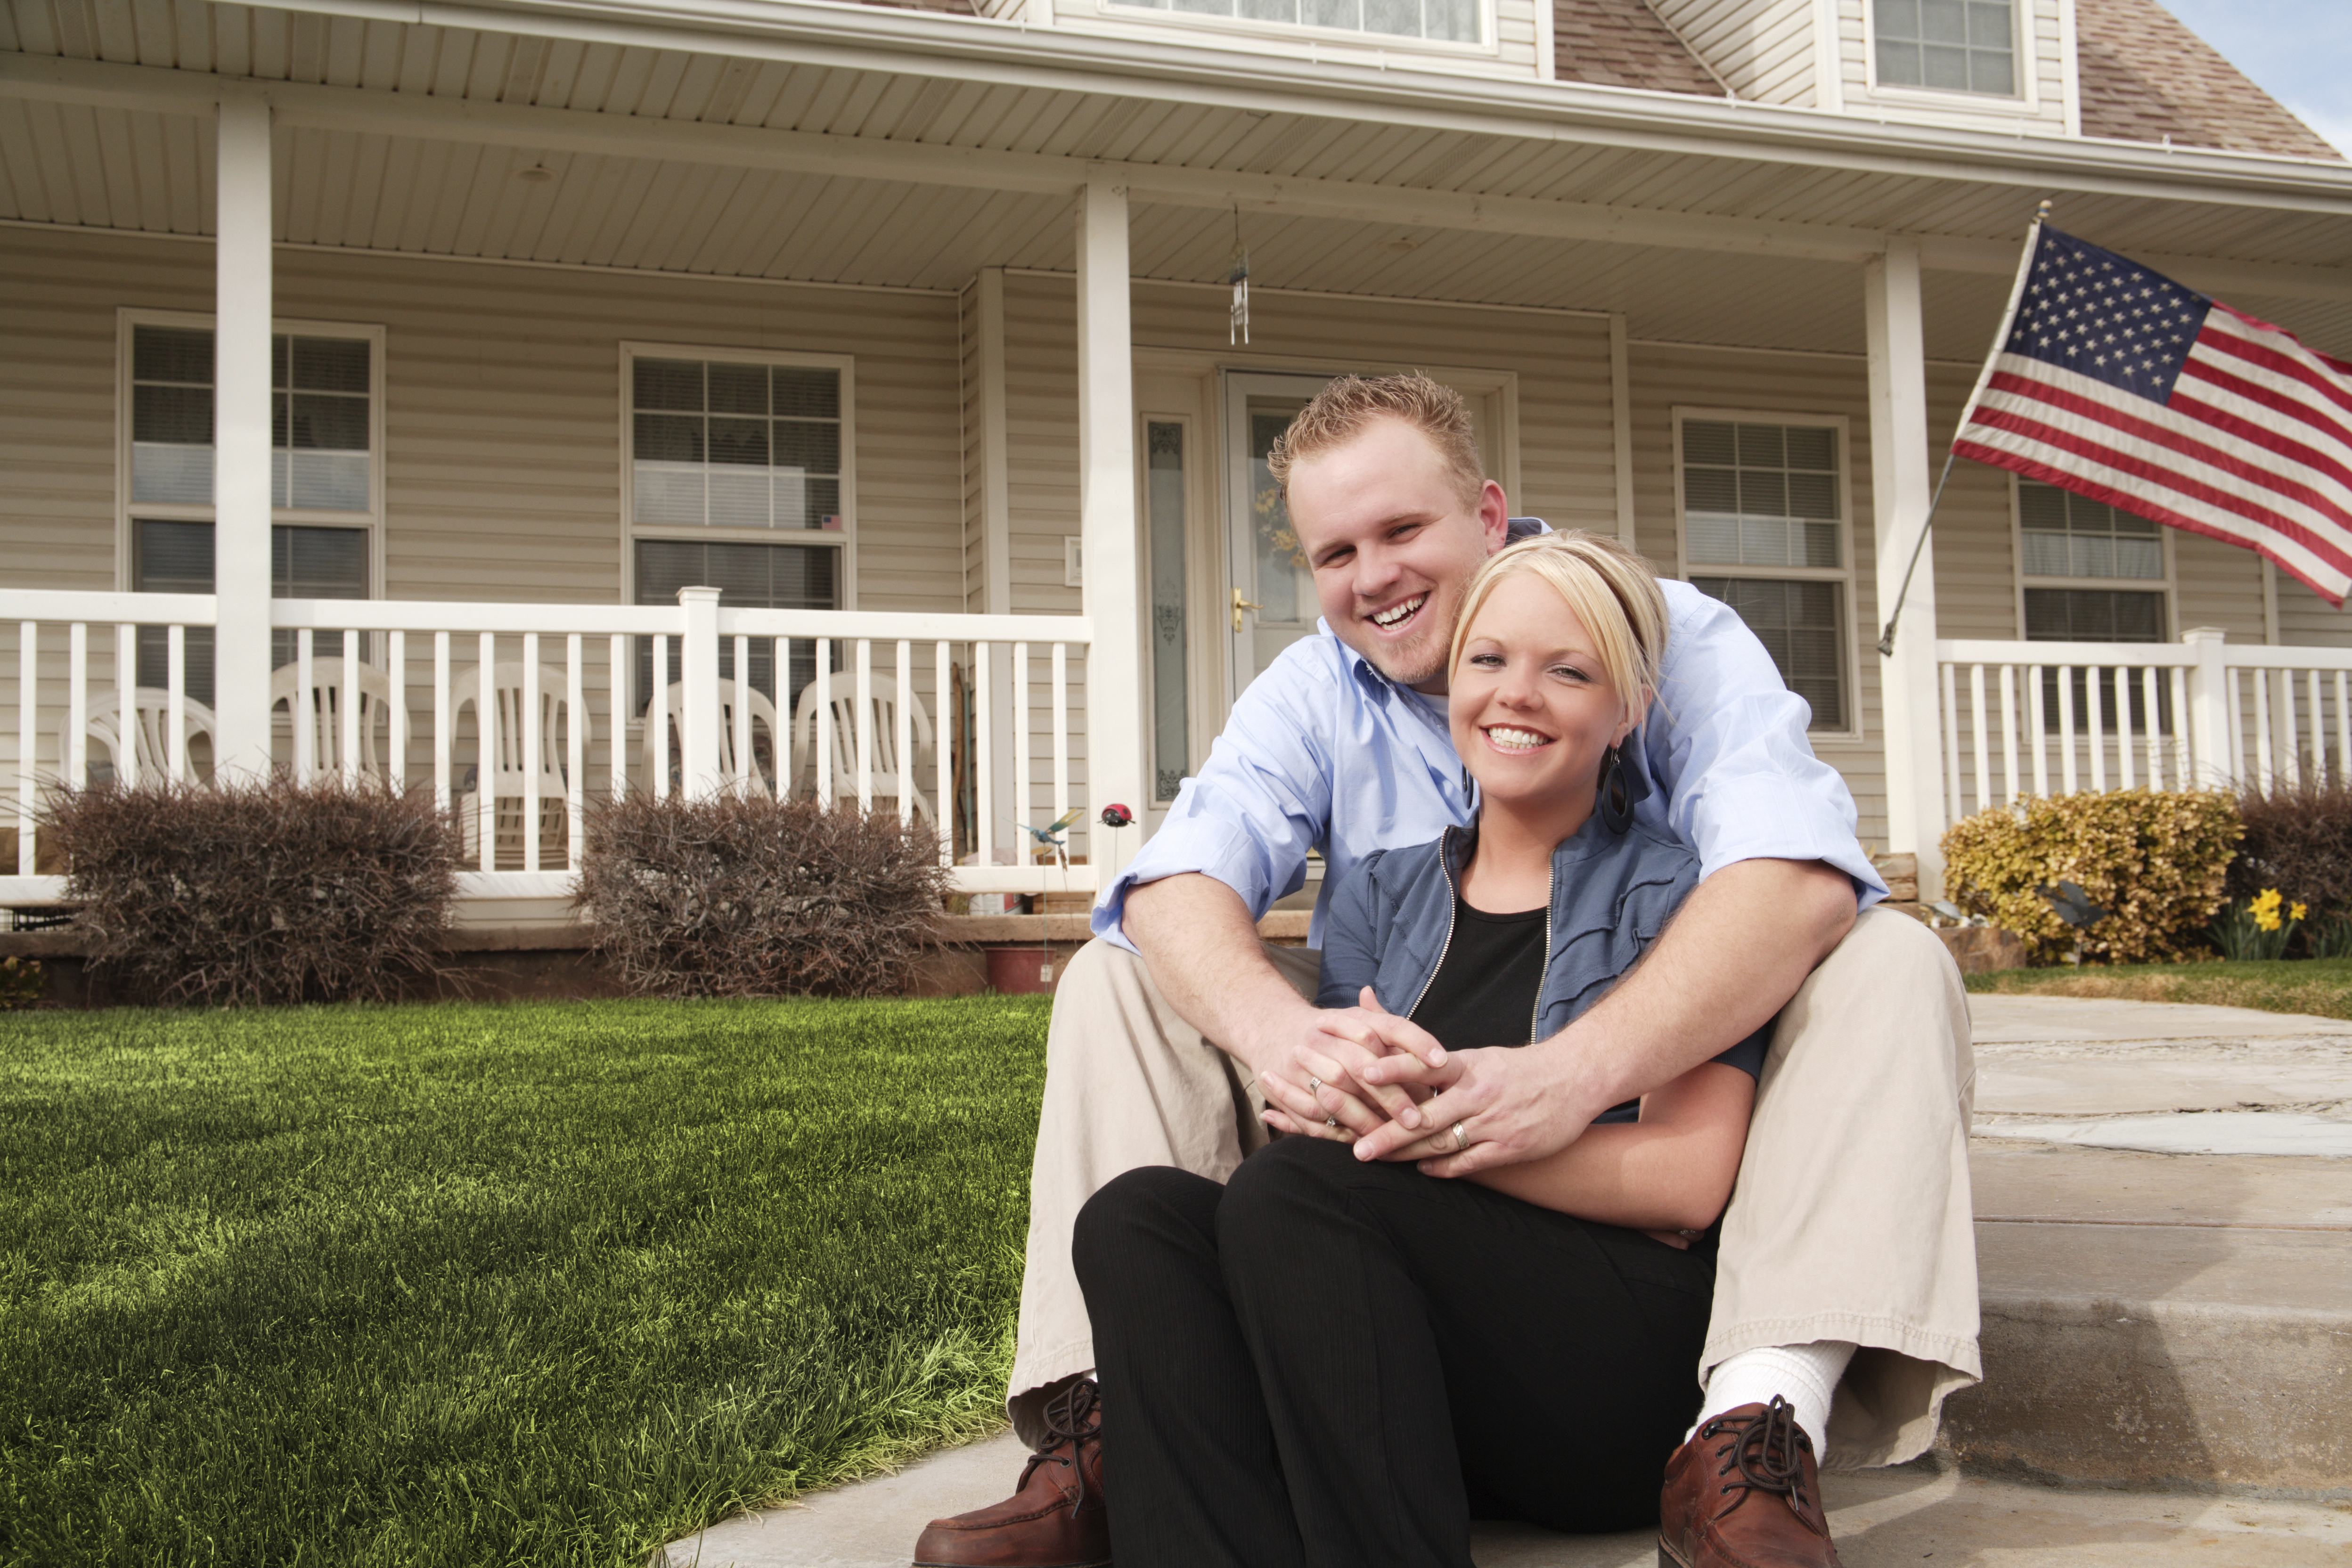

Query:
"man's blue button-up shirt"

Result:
[[1094, 527, 1885, 951]]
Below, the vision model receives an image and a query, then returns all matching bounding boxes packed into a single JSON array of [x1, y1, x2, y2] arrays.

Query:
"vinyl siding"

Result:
[[1649, 0, 1820, 105]]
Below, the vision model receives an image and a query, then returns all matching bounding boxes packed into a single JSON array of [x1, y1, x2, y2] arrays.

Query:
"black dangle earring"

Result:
[[1597, 744, 1636, 833]]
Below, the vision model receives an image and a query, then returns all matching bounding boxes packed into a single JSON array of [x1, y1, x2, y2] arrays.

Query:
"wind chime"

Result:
[[1227, 205, 1250, 345]]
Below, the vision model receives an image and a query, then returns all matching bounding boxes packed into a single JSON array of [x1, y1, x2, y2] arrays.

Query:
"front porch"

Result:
[[6, 0, 2352, 921]]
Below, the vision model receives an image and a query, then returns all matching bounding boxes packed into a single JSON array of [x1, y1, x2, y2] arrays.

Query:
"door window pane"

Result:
[[131, 324, 372, 510], [1682, 420, 1841, 571], [2018, 482, 2163, 581], [1146, 422, 1190, 803], [631, 359, 844, 532]]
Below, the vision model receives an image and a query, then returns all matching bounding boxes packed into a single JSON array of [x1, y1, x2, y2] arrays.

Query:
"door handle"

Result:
[[1232, 589, 1261, 632]]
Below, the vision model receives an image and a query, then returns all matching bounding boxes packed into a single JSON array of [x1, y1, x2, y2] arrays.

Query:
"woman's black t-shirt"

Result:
[[1409, 895, 1770, 1125]]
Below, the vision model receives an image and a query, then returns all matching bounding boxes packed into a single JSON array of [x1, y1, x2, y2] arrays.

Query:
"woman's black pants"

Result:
[[1071, 1135, 1715, 1568]]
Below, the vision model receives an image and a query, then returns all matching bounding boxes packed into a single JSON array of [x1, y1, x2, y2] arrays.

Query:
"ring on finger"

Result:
[[1307, 1075, 1325, 1097], [1452, 1121, 1470, 1152], [1325, 1114, 1340, 1130]]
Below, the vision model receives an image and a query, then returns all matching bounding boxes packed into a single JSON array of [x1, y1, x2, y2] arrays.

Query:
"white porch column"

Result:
[[1075, 182, 1146, 885], [212, 92, 274, 777], [677, 586, 723, 799], [1865, 236, 1945, 897]]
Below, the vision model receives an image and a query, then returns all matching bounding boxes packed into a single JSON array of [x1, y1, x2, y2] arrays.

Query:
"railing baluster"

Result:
[[168, 624, 188, 784], [114, 622, 137, 789], [609, 634, 628, 800], [67, 621, 88, 792], [777, 637, 793, 798], [2338, 672, 2351, 786], [653, 633, 671, 803], [2254, 666, 2274, 789], [435, 631, 452, 813], [2029, 666, 2048, 797], [734, 633, 752, 799], [814, 637, 832, 808], [935, 640, 952, 864], [855, 637, 874, 811], [2281, 667, 2302, 788], [522, 632, 541, 874], [1052, 642, 1070, 840], [2141, 667, 2160, 788], [1968, 663, 1990, 817], [2058, 666, 2077, 793], [341, 628, 361, 788], [2085, 665, 2106, 792], [896, 639, 914, 826], [1014, 640, 1032, 852], [1998, 665, 2019, 805], [18, 621, 37, 870], [2171, 667, 2191, 790], [2115, 667, 2135, 790], [2226, 666, 2245, 785], [479, 631, 498, 870], [567, 633, 585, 872], [388, 629, 406, 792], [1940, 661, 1961, 825], [2311, 669, 2327, 784], [295, 627, 315, 784], [974, 641, 993, 866]]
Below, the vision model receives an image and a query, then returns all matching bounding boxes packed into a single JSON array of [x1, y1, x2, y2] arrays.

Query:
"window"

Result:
[[1679, 416, 1850, 732], [131, 521, 370, 705], [1118, 0, 1478, 42], [131, 323, 374, 512], [1873, 0, 2015, 96], [633, 539, 838, 717], [630, 356, 844, 533], [2018, 480, 2169, 729], [1145, 420, 1190, 803], [121, 313, 382, 698]]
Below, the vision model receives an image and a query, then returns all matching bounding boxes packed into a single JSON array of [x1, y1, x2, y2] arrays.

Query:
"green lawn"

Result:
[[1966, 955, 2352, 1019], [0, 996, 1051, 1568]]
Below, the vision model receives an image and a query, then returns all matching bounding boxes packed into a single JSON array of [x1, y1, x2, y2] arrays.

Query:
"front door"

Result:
[[1224, 372, 1336, 702]]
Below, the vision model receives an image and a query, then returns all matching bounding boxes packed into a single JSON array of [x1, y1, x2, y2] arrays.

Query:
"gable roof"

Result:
[[2077, 0, 2340, 161], [1551, 0, 1725, 97]]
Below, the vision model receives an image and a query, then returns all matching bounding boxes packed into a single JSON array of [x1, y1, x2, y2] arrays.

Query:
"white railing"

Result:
[[1, 587, 1093, 906], [1934, 629, 2352, 829]]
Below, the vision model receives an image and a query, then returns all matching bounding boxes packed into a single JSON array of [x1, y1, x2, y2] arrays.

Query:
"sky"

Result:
[[2157, 0, 2352, 156]]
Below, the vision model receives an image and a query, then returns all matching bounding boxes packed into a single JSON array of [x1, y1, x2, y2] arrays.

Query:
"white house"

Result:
[[2, 0, 2348, 920]]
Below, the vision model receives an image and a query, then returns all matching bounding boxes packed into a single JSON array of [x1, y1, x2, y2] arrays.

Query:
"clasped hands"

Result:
[[1255, 987, 1588, 1177]]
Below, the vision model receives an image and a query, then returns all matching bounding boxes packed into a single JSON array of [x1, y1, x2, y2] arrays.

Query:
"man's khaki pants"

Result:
[[1007, 906, 1980, 1471]]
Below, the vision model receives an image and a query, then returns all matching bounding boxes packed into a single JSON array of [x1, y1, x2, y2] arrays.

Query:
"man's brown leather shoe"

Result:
[[1658, 1396, 1840, 1568], [912, 1379, 1110, 1567]]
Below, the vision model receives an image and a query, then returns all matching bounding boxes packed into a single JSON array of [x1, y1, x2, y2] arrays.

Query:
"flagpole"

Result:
[[1876, 200, 2051, 657]]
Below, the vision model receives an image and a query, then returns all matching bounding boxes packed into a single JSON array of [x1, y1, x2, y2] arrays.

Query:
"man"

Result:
[[915, 375, 1977, 1568]]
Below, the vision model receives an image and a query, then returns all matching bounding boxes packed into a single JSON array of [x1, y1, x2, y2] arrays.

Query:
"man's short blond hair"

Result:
[[1265, 374, 1485, 511], [1448, 531, 1670, 727]]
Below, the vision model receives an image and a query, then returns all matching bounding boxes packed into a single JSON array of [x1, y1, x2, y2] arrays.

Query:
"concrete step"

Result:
[[656, 1428, 2352, 1568]]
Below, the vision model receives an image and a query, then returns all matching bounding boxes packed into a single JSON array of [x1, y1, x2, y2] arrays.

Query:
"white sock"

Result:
[[1688, 1341, 1856, 1460]]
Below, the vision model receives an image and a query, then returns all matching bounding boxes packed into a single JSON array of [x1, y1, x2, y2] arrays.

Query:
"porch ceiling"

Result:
[[3, 0, 2350, 355]]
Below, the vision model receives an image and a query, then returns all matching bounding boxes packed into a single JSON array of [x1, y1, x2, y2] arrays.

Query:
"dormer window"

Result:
[[1122, 0, 1478, 44], [1873, 0, 2015, 96]]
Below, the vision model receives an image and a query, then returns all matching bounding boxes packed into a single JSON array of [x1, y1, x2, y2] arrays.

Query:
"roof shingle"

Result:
[[1551, 0, 1724, 98], [2076, 0, 2341, 161]]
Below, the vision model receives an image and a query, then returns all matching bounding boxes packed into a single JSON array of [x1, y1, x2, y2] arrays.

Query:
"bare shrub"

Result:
[[576, 793, 947, 997], [42, 777, 460, 1005], [2226, 779, 2352, 923]]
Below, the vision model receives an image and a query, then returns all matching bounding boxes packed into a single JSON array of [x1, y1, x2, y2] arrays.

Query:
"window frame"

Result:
[[2010, 473, 2176, 642], [1859, 0, 2039, 111], [114, 307, 388, 598], [1091, 0, 1499, 58], [1671, 407, 1861, 742], [617, 342, 859, 610]]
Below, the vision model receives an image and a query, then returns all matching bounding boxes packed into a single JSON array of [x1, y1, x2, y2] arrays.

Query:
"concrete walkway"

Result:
[[660, 993, 2352, 1568]]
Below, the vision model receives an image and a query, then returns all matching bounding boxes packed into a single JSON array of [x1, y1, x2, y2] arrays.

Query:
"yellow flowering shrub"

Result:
[[1940, 788, 2243, 965]]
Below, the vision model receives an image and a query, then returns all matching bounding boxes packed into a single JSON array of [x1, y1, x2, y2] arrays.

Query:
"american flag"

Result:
[[1953, 223, 2352, 605]]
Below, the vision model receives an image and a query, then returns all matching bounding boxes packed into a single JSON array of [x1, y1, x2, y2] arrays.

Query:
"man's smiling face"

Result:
[[1284, 415, 1511, 694]]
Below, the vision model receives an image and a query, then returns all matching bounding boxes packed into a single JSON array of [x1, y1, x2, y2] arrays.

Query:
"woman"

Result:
[[1071, 531, 1776, 1568]]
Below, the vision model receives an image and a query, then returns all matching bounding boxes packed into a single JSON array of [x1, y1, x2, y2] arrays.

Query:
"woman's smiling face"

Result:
[[1448, 571, 1636, 816]]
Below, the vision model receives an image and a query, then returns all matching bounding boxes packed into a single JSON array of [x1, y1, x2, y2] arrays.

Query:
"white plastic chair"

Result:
[[54, 687, 220, 787], [642, 678, 782, 798], [449, 661, 589, 868], [792, 670, 936, 821], [268, 658, 407, 783]]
